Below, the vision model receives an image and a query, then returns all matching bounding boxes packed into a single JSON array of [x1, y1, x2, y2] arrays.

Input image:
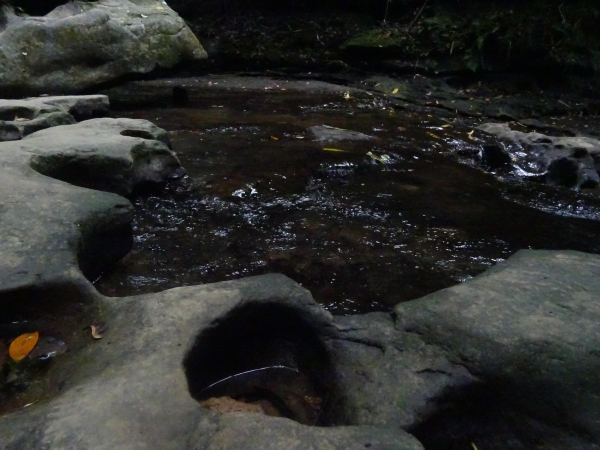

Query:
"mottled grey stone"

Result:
[[0, 0, 206, 95]]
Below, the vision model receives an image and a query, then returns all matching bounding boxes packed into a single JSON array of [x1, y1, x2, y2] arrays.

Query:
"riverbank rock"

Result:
[[478, 122, 600, 188], [395, 249, 600, 446], [0, 0, 207, 96], [0, 114, 182, 299], [0, 95, 109, 141]]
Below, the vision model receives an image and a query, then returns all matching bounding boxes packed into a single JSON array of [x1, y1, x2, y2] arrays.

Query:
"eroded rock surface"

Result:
[[0, 95, 109, 141], [0, 0, 207, 96], [478, 122, 600, 188], [0, 114, 182, 298]]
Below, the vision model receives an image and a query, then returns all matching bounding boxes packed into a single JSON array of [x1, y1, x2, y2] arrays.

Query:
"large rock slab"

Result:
[[0, 116, 182, 298], [395, 249, 600, 442], [0, 0, 207, 96]]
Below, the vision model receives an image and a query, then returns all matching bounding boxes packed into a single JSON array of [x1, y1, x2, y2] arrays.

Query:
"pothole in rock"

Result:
[[183, 303, 335, 425]]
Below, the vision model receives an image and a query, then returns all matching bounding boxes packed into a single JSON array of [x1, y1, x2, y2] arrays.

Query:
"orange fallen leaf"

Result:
[[9, 332, 39, 362]]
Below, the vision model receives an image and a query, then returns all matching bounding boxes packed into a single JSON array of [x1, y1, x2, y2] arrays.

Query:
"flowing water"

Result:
[[94, 80, 600, 314]]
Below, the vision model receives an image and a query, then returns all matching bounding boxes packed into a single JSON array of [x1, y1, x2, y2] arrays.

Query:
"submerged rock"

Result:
[[0, 0, 207, 96]]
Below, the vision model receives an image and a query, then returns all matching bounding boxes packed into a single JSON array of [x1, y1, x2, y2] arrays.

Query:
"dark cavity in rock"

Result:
[[183, 303, 336, 425]]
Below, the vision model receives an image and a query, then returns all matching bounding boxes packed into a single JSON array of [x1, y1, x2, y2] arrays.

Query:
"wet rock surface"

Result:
[[0, 95, 109, 141], [396, 249, 600, 448], [0, 107, 182, 298], [0, 0, 206, 96], [478, 122, 600, 188]]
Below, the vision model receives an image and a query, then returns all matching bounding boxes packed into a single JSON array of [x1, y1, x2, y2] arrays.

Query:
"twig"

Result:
[[406, 0, 430, 34], [558, 2, 566, 24], [558, 99, 572, 109]]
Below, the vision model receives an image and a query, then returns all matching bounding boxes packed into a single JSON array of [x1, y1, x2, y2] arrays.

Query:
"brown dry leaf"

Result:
[[200, 397, 264, 414], [392, 88, 399, 94], [397, 126, 406, 132], [91, 322, 108, 339], [9, 332, 39, 362]]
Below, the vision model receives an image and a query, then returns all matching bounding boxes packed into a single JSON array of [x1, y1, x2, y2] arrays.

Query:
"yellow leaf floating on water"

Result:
[[441, 124, 451, 128], [467, 130, 475, 140], [323, 148, 346, 152], [270, 136, 279, 141], [9, 332, 39, 362], [427, 132, 440, 139], [471, 443, 479, 450], [343, 92, 350, 99], [392, 88, 399, 94], [367, 151, 391, 163]]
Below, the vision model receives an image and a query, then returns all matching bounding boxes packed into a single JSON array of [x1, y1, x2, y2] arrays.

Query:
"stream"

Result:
[[94, 77, 600, 314]]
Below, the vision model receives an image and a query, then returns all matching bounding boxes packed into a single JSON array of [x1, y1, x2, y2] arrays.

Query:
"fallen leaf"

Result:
[[91, 322, 108, 339], [140, 13, 148, 18], [367, 152, 391, 163], [471, 444, 478, 450], [467, 130, 475, 140], [281, 88, 286, 91], [397, 126, 406, 131], [156, 5, 164, 9], [392, 88, 399, 94], [427, 132, 440, 139], [9, 332, 39, 362], [323, 148, 346, 152], [293, 135, 305, 139], [14, 117, 29, 122], [343, 91, 350, 99], [441, 124, 451, 128], [270, 136, 279, 141]]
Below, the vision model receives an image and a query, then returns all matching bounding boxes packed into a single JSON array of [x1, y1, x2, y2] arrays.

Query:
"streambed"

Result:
[[95, 78, 600, 314]]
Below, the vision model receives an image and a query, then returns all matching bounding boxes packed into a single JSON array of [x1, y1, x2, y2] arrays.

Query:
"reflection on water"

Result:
[[94, 89, 600, 314]]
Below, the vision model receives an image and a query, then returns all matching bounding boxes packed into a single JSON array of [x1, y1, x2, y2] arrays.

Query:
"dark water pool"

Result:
[[94, 86, 600, 314]]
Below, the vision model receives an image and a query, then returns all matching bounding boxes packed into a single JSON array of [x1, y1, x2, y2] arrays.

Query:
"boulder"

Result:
[[0, 0, 207, 96], [0, 95, 109, 141], [478, 122, 600, 188]]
